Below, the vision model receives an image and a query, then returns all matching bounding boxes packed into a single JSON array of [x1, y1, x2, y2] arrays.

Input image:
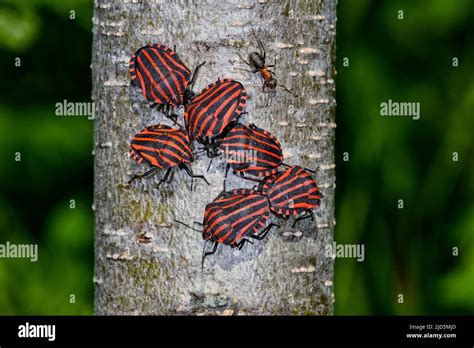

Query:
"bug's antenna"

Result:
[[189, 61, 206, 88], [279, 84, 298, 97], [174, 219, 201, 232]]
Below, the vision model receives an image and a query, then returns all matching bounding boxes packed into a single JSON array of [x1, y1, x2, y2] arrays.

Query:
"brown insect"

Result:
[[236, 29, 295, 96]]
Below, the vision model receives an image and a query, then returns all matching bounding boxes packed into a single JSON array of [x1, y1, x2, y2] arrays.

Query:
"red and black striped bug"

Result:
[[176, 188, 279, 265], [236, 29, 294, 97], [202, 123, 283, 190], [261, 165, 322, 227], [219, 123, 282, 175], [184, 78, 248, 147], [129, 44, 205, 121], [128, 124, 209, 189]]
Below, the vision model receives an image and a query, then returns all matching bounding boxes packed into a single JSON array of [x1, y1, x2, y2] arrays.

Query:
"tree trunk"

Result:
[[92, 0, 336, 315]]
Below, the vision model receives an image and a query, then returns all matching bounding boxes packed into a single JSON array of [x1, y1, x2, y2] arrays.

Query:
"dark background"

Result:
[[0, 0, 472, 314]]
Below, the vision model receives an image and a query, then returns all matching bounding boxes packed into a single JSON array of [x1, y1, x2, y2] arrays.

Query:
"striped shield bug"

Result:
[[219, 123, 283, 177], [176, 188, 279, 265], [261, 165, 322, 227], [184, 78, 248, 146], [129, 44, 205, 121], [128, 124, 209, 189], [200, 123, 283, 191]]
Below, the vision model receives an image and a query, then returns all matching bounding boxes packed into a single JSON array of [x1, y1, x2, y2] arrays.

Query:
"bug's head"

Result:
[[265, 78, 278, 90], [182, 88, 196, 106]]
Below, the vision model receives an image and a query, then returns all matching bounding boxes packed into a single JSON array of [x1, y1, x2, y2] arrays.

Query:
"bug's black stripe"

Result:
[[134, 57, 155, 101], [139, 49, 176, 101], [269, 181, 316, 206], [188, 79, 232, 106], [200, 92, 241, 137], [249, 126, 281, 148], [220, 136, 282, 160], [269, 167, 309, 193], [205, 195, 254, 227], [186, 82, 237, 128], [131, 130, 191, 154], [130, 126, 192, 169], [194, 84, 243, 137], [186, 81, 240, 128], [194, 82, 241, 110], [151, 45, 191, 81], [219, 198, 269, 244], [147, 48, 181, 99], [267, 167, 320, 212], [203, 192, 269, 245], [223, 125, 279, 148], [219, 125, 282, 176]]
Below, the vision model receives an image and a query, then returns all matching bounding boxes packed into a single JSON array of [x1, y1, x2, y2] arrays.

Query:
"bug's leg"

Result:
[[157, 167, 173, 189], [202, 241, 218, 269], [234, 238, 253, 250], [236, 51, 252, 67], [251, 223, 280, 241], [279, 84, 296, 96], [193, 221, 203, 226], [267, 57, 276, 69], [239, 172, 264, 184], [175, 219, 201, 232], [128, 167, 159, 184], [222, 163, 231, 193], [211, 148, 222, 158], [169, 113, 184, 128], [292, 209, 314, 228], [189, 61, 206, 87], [181, 163, 210, 186], [264, 93, 270, 108], [271, 210, 288, 220], [160, 103, 169, 117], [234, 67, 257, 74]]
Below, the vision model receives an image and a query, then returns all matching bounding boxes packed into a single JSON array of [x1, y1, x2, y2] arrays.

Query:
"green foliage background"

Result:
[[0, 0, 472, 315]]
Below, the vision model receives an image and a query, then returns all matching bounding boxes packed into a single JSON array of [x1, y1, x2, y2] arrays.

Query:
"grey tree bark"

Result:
[[92, 0, 336, 315]]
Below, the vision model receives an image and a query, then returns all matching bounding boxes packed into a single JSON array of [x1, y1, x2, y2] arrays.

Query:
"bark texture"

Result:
[[93, 0, 336, 315]]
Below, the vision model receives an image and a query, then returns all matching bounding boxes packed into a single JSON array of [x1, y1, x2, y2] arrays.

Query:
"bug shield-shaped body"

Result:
[[202, 189, 270, 247], [129, 44, 191, 107], [129, 124, 193, 169], [262, 166, 321, 217], [185, 79, 248, 143], [219, 123, 283, 177]]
